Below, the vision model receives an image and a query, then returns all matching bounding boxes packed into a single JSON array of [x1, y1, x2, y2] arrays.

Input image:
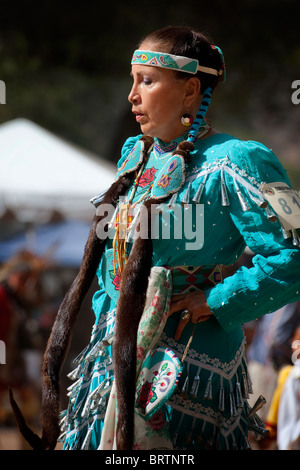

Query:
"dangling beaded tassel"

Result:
[[81, 380, 111, 419], [264, 206, 278, 222], [192, 174, 207, 204], [183, 417, 196, 446], [247, 189, 268, 208], [180, 375, 189, 399], [229, 381, 238, 417], [247, 395, 266, 418], [231, 433, 238, 450], [90, 188, 108, 207], [292, 229, 300, 246], [203, 370, 213, 400], [167, 192, 178, 209], [73, 344, 89, 365], [101, 331, 114, 347], [243, 435, 252, 450], [246, 366, 253, 395], [193, 420, 206, 447], [190, 368, 201, 399], [172, 413, 185, 448], [220, 168, 230, 206], [80, 395, 92, 419], [241, 366, 249, 399], [234, 179, 250, 211], [205, 424, 216, 449], [58, 429, 67, 444], [241, 360, 253, 396], [280, 222, 291, 239], [181, 182, 191, 207], [68, 400, 82, 421], [71, 431, 82, 450], [81, 421, 95, 450], [247, 408, 269, 440], [66, 377, 81, 396], [218, 376, 225, 412], [235, 373, 244, 408], [67, 364, 81, 381]]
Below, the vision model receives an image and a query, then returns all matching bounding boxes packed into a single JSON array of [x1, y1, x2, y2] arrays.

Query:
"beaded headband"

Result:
[[131, 48, 225, 82]]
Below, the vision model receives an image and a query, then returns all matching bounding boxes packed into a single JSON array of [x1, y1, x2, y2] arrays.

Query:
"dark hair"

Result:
[[139, 25, 223, 93]]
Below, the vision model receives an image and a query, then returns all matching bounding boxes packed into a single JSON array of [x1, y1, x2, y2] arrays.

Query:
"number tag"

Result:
[[260, 182, 300, 230]]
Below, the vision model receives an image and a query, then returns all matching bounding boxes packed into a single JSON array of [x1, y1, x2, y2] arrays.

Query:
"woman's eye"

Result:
[[143, 77, 152, 85]]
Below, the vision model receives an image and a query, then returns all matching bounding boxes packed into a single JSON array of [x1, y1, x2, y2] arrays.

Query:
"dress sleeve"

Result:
[[206, 141, 300, 332], [116, 135, 142, 170]]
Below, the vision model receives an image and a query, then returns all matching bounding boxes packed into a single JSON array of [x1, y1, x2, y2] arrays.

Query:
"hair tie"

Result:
[[211, 45, 226, 83]]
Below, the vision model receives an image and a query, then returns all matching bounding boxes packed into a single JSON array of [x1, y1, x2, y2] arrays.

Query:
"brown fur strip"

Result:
[[40, 136, 154, 450], [10, 135, 156, 450], [40, 175, 133, 449], [9, 388, 45, 450], [114, 198, 163, 450]]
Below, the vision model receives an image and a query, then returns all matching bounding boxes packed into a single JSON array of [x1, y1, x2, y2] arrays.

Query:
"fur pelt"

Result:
[[9, 175, 133, 450], [41, 175, 137, 450], [113, 198, 155, 449], [9, 388, 45, 450]]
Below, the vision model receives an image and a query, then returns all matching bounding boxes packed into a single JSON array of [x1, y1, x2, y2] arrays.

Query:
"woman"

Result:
[[40, 25, 300, 451]]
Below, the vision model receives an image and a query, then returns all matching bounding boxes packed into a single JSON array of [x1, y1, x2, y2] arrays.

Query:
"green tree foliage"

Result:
[[0, 0, 299, 183]]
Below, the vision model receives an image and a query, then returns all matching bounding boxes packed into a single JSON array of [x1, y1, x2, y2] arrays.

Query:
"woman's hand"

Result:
[[169, 290, 213, 341]]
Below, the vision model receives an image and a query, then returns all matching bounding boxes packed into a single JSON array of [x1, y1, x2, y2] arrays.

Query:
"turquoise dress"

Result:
[[60, 132, 300, 450]]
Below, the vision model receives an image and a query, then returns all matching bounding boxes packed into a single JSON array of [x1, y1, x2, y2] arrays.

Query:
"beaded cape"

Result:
[[59, 131, 300, 450]]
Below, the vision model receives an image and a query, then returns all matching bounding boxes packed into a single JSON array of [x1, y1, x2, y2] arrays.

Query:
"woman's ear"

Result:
[[183, 77, 201, 108]]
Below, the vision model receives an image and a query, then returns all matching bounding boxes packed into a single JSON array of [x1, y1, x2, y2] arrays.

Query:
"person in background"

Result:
[[265, 324, 300, 449], [246, 301, 300, 419], [277, 326, 300, 450], [0, 251, 45, 426]]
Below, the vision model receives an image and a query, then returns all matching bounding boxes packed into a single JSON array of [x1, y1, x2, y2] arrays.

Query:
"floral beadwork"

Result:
[[137, 167, 158, 188], [136, 362, 174, 414], [135, 347, 182, 420], [157, 174, 172, 188]]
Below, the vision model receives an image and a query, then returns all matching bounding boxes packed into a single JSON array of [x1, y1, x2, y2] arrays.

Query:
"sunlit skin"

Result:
[[128, 43, 213, 339], [128, 65, 198, 143]]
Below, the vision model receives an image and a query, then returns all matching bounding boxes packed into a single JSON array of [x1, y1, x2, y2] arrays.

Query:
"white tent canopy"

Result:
[[0, 118, 116, 222]]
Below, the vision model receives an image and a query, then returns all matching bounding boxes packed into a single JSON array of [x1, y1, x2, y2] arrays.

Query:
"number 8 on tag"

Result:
[[261, 182, 300, 231]]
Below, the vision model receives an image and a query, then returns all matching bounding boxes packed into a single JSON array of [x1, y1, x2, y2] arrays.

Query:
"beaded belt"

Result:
[[171, 265, 222, 295], [101, 249, 222, 303]]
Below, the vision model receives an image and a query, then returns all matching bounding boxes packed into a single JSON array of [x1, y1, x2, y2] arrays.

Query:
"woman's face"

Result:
[[128, 59, 195, 143]]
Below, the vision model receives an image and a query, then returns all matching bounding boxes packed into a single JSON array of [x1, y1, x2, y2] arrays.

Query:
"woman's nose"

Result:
[[128, 85, 140, 104]]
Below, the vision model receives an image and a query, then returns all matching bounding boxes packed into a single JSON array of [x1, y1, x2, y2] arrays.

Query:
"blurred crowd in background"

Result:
[[0, 250, 94, 449]]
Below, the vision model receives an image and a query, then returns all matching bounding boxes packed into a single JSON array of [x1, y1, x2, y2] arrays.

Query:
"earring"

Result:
[[181, 114, 194, 127]]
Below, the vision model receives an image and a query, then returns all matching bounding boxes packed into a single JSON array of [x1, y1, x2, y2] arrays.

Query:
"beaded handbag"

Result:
[[135, 325, 197, 420]]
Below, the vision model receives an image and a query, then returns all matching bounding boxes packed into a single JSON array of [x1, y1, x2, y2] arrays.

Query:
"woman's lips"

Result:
[[133, 111, 145, 122]]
